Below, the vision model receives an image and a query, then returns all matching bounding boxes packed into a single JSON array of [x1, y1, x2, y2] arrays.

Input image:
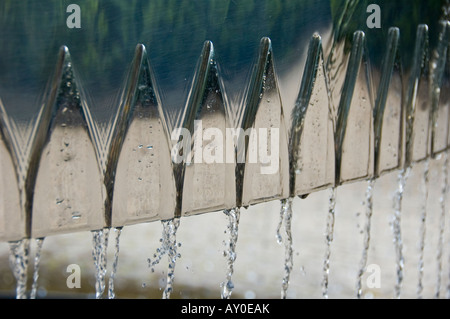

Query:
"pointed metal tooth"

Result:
[[28, 46, 107, 238], [237, 37, 289, 207], [374, 27, 404, 177], [289, 34, 335, 197], [0, 100, 23, 241], [180, 41, 236, 216], [405, 24, 430, 166], [107, 44, 176, 227], [431, 21, 450, 157], [171, 41, 215, 217], [335, 31, 375, 185], [447, 43, 450, 150]]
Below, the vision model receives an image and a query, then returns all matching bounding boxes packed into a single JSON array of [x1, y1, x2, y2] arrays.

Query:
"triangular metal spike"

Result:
[[28, 46, 107, 238], [404, 24, 431, 166], [106, 44, 176, 227], [171, 41, 216, 217], [374, 27, 405, 177], [335, 31, 375, 185], [431, 21, 450, 157], [180, 41, 236, 216], [447, 40, 450, 150], [289, 34, 335, 198], [0, 100, 23, 241], [236, 37, 289, 207]]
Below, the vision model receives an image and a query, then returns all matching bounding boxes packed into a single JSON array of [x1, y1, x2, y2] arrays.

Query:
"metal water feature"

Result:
[[0, 1, 449, 299]]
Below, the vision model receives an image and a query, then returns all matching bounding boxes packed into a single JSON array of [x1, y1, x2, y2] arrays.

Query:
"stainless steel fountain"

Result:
[[0, 0, 448, 239], [0, 0, 449, 299]]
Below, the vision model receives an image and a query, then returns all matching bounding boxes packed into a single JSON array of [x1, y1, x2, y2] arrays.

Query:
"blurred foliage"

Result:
[[0, 0, 447, 105], [0, 0, 330, 92], [330, 0, 448, 69]]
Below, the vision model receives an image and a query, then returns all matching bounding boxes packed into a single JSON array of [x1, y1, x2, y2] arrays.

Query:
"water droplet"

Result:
[[72, 212, 81, 220]]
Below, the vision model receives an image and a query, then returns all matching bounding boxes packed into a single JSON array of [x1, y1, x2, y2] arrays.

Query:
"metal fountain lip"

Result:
[[0, 17, 449, 240]]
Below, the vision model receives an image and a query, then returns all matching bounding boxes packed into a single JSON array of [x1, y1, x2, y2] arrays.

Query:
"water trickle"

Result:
[[108, 227, 122, 299], [276, 198, 294, 299], [221, 207, 240, 299], [322, 187, 337, 299], [9, 239, 30, 299], [147, 217, 181, 299], [92, 228, 110, 299], [30, 238, 45, 299], [436, 152, 448, 298], [356, 178, 375, 298], [392, 167, 411, 299], [417, 159, 430, 298], [8, 239, 30, 299]]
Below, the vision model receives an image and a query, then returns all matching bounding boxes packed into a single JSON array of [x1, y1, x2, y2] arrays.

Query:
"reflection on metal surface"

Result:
[[237, 37, 289, 207], [335, 31, 374, 185], [0, 102, 22, 242], [289, 34, 335, 197], [180, 41, 236, 217], [106, 44, 176, 227], [405, 25, 431, 166], [431, 21, 450, 157], [29, 47, 106, 238], [374, 27, 404, 177], [0, 1, 449, 240]]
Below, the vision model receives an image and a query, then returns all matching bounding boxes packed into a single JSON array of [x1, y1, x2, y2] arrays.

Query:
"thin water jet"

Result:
[[30, 237, 45, 299], [147, 218, 182, 299], [417, 159, 430, 298], [356, 178, 375, 298], [322, 187, 336, 299], [162, 218, 181, 299], [392, 167, 410, 299], [92, 227, 110, 299], [108, 227, 122, 299], [435, 152, 448, 298], [221, 207, 240, 299], [8, 238, 30, 299], [276, 198, 294, 299]]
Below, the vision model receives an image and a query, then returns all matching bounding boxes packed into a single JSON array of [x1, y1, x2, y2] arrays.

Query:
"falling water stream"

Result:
[[276, 198, 294, 299], [147, 217, 181, 299], [417, 159, 430, 298], [92, 227, 110, 299], [436, 152, 448, 298], [221, 207, 240, 299], [108, 227, 122, 299], [356, 178, 375, 298], [30, 237, 45, 299], [8, 239, 30, 299], [322, 187, 337, 299], [392, 167, 411, 299]]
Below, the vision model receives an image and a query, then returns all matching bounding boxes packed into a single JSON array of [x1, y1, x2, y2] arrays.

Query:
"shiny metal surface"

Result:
[[29, 47, 106, 238], [106, 44, 176, 227], [0, 1, 448, 240], [289, 34, 335, 197], [179, 41, 236, 217], [334, 30, 375, 185], [237, 37, 290, 207]]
